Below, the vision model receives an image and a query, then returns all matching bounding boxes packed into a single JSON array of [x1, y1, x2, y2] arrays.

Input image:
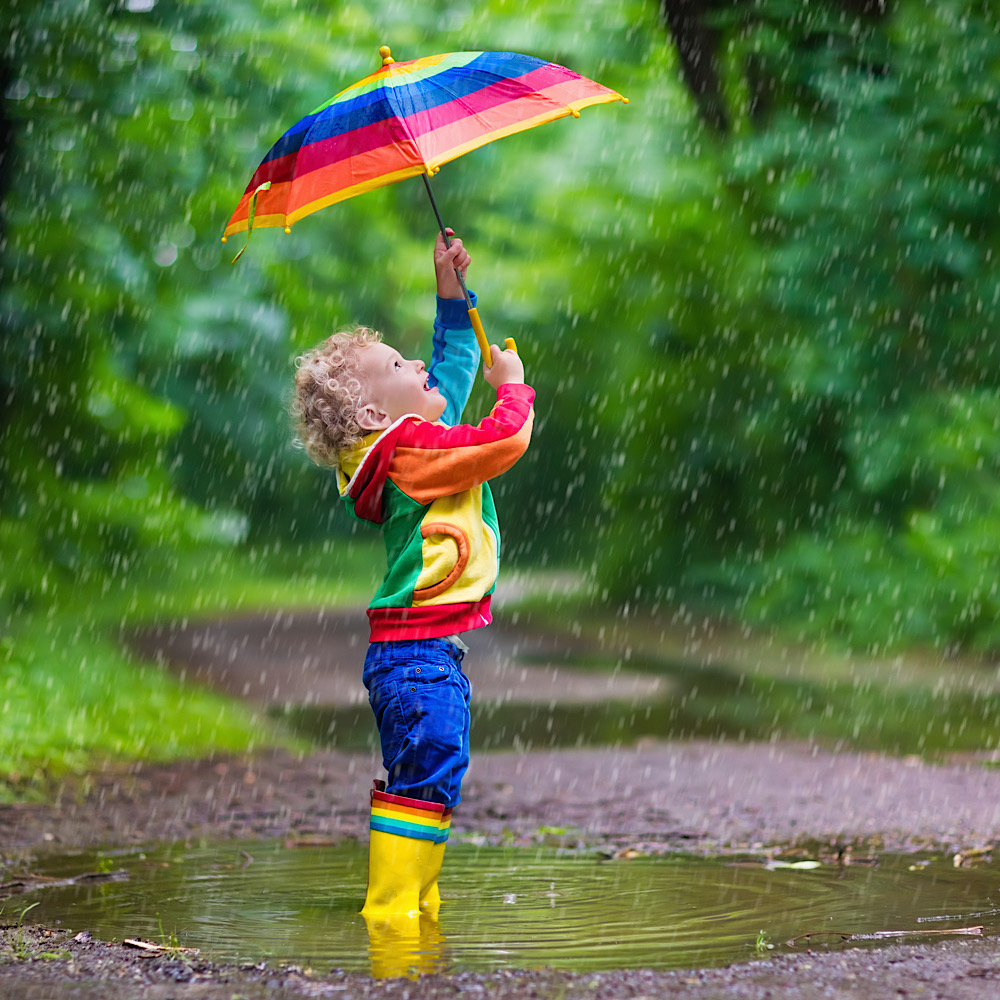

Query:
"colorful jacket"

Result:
[[337, 295, 535, 642]]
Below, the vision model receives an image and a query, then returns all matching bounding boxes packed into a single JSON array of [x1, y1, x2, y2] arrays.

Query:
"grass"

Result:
[[0, 537, 382, 801], [2, 903, 40, 962]]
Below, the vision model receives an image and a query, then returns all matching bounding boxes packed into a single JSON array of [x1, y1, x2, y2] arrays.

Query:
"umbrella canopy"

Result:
[[222, 48, 627, 240]]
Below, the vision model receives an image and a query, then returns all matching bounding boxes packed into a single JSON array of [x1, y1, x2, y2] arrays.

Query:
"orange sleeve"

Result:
[[387, 384, 534, 503]]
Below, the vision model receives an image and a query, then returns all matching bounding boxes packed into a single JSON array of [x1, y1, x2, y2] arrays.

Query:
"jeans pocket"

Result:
[[394, 664, 449, 730], [398, 669, 470, 750]]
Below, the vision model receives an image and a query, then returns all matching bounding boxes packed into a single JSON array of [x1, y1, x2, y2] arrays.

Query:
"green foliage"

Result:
[[714, 1, 1000, 652], [591, 0, 1000, 654]]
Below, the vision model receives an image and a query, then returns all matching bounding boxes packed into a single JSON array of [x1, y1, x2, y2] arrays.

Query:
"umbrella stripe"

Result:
[[225, 157, 423, 237], [412, 83, 620, 169], [303, 63, 581, 153], [255, 52, 491, 166], [280, 83, 605, 226], [332, 50, 548, 108], [242, 64, 609, 197], [262, 52, 472, 155], [287, 150, 427, 222], [224, 180, 291, 234], [317, 51, 485, 110], [251, 52, 566, 177], [294, 65, 578, 177], [287, 165, 426, 226]]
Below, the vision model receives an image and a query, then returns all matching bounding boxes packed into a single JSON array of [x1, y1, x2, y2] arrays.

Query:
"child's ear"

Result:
[[356, 403, 390, 432]]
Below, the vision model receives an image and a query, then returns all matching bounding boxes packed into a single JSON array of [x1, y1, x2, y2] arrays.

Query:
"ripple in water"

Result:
[[13, 841, 1000, 975]]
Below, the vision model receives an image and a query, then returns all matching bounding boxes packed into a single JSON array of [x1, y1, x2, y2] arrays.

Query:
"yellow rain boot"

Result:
[[419, 806, 452, 918], [362, 783, 447, 978], [361, 782, 445, 920]]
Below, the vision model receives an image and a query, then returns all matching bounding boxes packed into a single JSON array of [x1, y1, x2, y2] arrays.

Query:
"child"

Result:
[[292, 232, 533, 924]]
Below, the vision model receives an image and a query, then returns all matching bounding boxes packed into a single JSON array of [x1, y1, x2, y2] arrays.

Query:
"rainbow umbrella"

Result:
[[222, 47, 627, 364]]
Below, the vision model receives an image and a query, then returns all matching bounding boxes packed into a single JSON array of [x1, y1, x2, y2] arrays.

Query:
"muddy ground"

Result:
[[2, 608, 1000, 998]]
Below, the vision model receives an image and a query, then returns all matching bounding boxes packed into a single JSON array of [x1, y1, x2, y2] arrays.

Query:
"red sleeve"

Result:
[[387, 383, 534, 503]]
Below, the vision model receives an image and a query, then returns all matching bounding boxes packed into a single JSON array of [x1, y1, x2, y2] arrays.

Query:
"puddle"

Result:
[[9, 841, 999, 974]]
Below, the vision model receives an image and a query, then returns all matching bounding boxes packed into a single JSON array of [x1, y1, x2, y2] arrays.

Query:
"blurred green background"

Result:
[[3, 0, 1000, 790]]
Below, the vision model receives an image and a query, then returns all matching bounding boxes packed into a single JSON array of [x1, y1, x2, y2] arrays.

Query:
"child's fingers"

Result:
[[488, 342, 518, 364], [485, 343, 502, 368], [444, 241, 471, 272], [438, 238, 463, 258], [436, 228, 464, 253], [435, 241, 469, 278]]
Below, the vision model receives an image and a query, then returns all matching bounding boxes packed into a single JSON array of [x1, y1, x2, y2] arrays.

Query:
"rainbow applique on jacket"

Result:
[[337, 381, 534, 641]]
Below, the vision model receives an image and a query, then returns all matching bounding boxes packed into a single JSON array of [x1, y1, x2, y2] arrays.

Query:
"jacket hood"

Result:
[[337, 417, 417, 525]]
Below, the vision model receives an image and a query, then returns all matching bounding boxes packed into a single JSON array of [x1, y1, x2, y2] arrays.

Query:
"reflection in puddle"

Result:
[[12, 841, 1000, 975]]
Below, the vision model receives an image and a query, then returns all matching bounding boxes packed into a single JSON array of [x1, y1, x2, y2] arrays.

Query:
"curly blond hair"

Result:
[[291, 327, 382, 467]]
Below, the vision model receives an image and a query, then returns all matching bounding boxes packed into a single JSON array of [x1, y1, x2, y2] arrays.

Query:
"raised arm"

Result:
[[427, 231, 478, 426], [428, 296, 479, 426]]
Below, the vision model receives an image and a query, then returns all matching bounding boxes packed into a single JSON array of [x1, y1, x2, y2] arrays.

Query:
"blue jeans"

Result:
[[362, 638, 471, 808]]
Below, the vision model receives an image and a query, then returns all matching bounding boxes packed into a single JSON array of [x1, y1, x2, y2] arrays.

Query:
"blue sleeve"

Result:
[[427, 291, 479, 427]]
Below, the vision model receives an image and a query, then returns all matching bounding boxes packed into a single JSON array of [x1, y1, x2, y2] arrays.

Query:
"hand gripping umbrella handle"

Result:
[[422, 174, 494, 368], [469, 314, 518, 363]]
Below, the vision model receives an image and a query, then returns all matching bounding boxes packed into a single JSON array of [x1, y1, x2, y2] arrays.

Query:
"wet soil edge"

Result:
[[2, 923, 1000, 1000], [3, 741, 1000, 857]]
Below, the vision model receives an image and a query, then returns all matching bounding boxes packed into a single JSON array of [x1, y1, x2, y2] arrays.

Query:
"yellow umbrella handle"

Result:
[[469, 310, 517, 366], [467, 308, 491, 367]]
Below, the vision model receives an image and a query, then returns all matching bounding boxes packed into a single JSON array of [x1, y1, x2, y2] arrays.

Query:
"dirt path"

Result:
[[2, 927, 1000, 1000], [4, 741, 1000, 856], [2, 608, 1000, 998], [130, 606, 666, 707]]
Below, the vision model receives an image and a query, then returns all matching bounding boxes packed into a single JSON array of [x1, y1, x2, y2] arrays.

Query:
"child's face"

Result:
[[355, 342, 447, 431]]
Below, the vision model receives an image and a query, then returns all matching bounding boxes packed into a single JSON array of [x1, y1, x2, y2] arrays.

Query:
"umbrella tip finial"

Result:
[[379, 45, 394, 67]]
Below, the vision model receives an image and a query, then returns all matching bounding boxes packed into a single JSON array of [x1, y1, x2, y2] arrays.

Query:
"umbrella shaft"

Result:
[[423, 174, 474, 311]]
